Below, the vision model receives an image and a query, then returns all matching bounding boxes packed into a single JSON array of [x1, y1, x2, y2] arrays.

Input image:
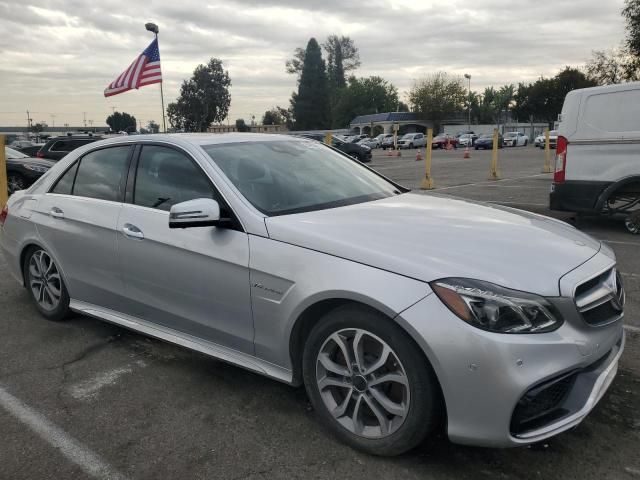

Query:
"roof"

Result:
[[350, 112, 420, 125], [82, 132, 301, 149]]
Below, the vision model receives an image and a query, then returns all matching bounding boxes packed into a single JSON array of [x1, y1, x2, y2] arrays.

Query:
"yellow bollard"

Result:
[[488, 128, 501, 180], [420, 129, 434, 190], [324, 132, 332, 146], [0, 135, 7, 207], [542, 128, 552, 173]]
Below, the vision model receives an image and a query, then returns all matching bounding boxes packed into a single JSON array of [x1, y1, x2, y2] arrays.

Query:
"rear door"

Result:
[[116, 144, 253, 353], [34, 144, 133, 309]]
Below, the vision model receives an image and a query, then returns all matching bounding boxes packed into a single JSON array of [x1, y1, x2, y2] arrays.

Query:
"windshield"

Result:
[[5, 147, 28, 159], [401, 134, 413, 139], [203, 140, 402, 216], [505, 133, 518, 137]]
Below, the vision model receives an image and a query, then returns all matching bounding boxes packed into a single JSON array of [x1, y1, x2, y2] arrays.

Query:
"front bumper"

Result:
[[397, 266, 625, 447]]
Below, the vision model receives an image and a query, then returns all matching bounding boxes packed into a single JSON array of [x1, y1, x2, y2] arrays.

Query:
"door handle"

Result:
[[50, 207, 64, 219], [122, 223, 144, 240]]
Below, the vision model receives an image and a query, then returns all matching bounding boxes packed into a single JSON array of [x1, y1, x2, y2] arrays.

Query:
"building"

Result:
[[349, 112, 468, 135], [208, 124, 288, 134]]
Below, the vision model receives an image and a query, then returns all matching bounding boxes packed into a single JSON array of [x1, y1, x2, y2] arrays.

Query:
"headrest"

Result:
[[237, 160, 266, 181]]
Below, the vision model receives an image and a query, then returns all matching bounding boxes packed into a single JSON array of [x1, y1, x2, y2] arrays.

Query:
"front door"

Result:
[[116, 144, 253, 354]]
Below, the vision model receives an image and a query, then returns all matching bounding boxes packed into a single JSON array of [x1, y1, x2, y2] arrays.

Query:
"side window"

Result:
[[50, 141, 70, 152], [133, 145, 214, 211], [73, 146, 131, 201], [51, 162, 79, 195]]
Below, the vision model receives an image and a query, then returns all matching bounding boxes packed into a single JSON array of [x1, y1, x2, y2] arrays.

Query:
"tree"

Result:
[[106, 111, 137, 132], [323, 35, 361, 91], [146, 120, 160, 133], [276, 106, 295, 130], [30, 122, 46, 133], [408, 72, 467, 131], [166, 58, 231, 132], [235, 119, 250, 132], [623, 0, 640, 57], [586, 49, 629, 84], [262, 108, 284, 125], [291, 38, 330, 130], [512, 68, 596, 123], [332, 76, 399, 128]]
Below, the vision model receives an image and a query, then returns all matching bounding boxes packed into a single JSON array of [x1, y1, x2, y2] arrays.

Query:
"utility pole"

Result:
[[50, 114, 56, 128], [88, 120, 94, 132], [464, 74, 471, 131], [83, 112, 87, 128], [26, 110, 31, 133]]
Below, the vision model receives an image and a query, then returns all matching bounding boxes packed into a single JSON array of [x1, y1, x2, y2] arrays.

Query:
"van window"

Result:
[[583, 89, 640, 134]]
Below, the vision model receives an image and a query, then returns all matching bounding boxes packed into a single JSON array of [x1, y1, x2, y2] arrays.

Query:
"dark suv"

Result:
[[37, 135, 102, 161], [299, 134, 372, 162]]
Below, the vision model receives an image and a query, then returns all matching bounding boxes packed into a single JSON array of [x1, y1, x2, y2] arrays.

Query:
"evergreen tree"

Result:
[[292, 38, 330, 130]]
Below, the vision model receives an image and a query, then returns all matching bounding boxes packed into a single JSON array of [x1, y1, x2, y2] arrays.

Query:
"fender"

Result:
[[595, 175, 640, 211]]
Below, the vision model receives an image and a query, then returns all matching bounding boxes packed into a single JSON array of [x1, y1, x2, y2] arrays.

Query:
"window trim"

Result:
[[47, 144, 135, 203], [128, 142, 244, 232]]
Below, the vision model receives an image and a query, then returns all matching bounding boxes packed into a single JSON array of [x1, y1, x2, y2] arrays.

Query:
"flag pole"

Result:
[[146, 23, 167, 132]]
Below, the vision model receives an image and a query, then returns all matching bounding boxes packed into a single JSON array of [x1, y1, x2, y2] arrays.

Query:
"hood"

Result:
[[265, 193, 601, 296]]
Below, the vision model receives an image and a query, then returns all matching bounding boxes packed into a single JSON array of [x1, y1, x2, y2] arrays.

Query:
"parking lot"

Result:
[[1, 145, 639, 480]]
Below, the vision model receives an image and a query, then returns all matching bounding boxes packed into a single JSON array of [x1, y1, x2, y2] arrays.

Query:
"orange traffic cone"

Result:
[[415, 150, 422, 161], [463, 146, 470, 159]]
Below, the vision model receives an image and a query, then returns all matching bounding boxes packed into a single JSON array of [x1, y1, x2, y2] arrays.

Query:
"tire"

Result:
[[23, 247, 71, 321], [474, 146, 479, 150], [524, 139, 528, 146], [302, 305, 440, 456], [352, 153, 362, 162], [7, 173, 27, 195], [625, 212, 640, 234], [409, 143, 414, 149]]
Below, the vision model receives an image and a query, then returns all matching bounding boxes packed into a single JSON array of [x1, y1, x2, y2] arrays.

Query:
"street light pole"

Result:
[[464, 74, 471, 131], [145, 22, 167, 133]]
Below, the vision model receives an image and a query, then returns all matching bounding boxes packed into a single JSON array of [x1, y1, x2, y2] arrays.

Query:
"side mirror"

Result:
[[169, 198, 221, 229]]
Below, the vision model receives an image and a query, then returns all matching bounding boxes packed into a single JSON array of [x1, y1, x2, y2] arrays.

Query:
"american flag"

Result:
[[104, 38, 162, 97]]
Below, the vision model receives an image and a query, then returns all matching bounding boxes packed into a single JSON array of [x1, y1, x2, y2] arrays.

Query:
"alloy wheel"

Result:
[[7, 175, 25, 195], [315, 328, 410, 439], [28, 250, 62, 311]]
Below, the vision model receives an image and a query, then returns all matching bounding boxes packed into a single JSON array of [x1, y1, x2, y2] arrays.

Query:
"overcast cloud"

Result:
[[0, 0, 627, 128]]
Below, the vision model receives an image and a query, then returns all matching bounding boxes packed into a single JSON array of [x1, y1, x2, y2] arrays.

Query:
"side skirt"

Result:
[[69, 299, 294, 385]]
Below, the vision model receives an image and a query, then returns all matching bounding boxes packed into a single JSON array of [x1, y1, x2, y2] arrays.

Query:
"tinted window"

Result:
[[73, 146, 130, 201], [51, 162, 78, 195], [134, 145, 214, 211], [203, 140, 400, 216], [51, 140, 75, 152]]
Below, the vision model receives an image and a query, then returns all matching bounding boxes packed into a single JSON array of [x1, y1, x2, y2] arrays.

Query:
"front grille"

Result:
[[511, 372, 577, 435], [574, 268, 625, 326]]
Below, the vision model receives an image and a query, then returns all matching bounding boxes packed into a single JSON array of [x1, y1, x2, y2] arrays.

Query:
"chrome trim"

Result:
[[69, 299, 294, 384]]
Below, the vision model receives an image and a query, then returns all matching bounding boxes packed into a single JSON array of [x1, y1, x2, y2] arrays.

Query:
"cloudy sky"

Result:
[[0, 0, 628, 129]]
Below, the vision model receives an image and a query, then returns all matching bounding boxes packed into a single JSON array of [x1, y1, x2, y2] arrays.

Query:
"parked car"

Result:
[[5, 146, 54, 195], [375, 133, 393, 146], [474, 134, 504, 150], [300, 133, 372, 162], [458, 133, 478, 147], [357, 137, 379, 149], [10, 140, 35, 150], [36, 134, 102, 161], [432, 133, 458, 149], [455, 130, 475, 138], [535, 130, 558, 149], [503, 131, 529, 147], [1, 133, 625, 456], [381, 135, 396, 150], [398, 133, 427, 149], [16, 144, 46, 157], [550, 82, 640, 234]]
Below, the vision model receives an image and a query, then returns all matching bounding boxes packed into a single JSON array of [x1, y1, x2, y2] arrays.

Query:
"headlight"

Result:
[[23, 164, 50, 173], [431, 278, 562, 333]]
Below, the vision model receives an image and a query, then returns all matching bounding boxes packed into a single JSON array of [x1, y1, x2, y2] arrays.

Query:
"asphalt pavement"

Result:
[[0, 145, 638, 480]]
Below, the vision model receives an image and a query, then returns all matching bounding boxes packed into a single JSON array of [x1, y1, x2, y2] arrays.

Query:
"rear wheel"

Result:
[[302, 305, 440, 456], [23, 247, 70, 321], [7, 173, 26, 195]]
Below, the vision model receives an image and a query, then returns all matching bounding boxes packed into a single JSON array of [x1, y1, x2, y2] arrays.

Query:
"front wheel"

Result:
[[303, 305, 440, 456], [524, 139, 528, 146], [24, 248, 70, 321]]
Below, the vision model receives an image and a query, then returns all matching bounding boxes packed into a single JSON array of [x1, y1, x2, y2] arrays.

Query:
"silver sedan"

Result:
[[0, 133, 625, 455]]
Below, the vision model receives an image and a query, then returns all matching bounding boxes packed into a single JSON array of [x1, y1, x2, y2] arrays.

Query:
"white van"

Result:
[[550, 82, 640, 233]]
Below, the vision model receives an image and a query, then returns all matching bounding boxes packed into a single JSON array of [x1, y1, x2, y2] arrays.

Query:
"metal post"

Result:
[[464, 74, 471, 131], [543, 128, 552, 173], [420, 128, 434, 190], [489, 128, 500, 180], [156, 33, 167, 133], [0, 135, 7, 208], [324, 132, 332, 146]]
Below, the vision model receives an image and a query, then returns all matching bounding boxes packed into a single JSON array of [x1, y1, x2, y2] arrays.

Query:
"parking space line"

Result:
[[432, 173, 552, 191], [0, 384, 128, 480]]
